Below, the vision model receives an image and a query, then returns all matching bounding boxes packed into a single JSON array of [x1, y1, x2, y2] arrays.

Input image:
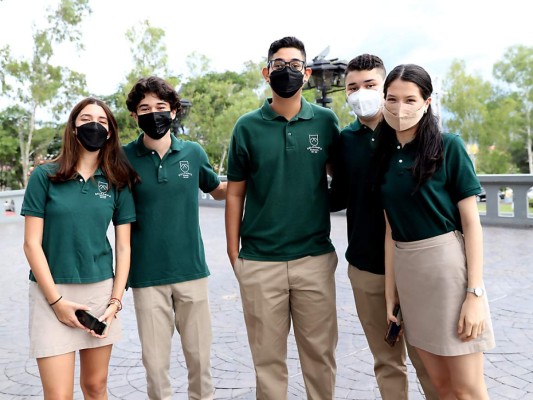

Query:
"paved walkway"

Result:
[[1, 207, 532, 399]]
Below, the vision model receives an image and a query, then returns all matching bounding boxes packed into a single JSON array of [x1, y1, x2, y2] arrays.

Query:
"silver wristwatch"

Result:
[[466, 287, 484, 297]]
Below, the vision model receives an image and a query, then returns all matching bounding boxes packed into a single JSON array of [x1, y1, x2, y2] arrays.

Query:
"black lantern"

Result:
[[172, 98, 192, 135], [305, 47, 348, 108]]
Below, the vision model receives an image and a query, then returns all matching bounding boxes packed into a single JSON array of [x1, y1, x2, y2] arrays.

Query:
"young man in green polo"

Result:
[[329, 54, 437, 400], [225, 36, 340, 400], [124, 76, 226, 400]]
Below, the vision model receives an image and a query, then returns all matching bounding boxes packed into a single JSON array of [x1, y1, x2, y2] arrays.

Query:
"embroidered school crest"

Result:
[[98, 182, 108, 193], [95, 181, 111, 199], [307, 134, 322, 153], [179, 161, 192, 178]]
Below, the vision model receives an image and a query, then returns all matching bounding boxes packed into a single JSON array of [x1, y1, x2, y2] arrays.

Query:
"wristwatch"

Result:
[[466, 287, 484, 297]]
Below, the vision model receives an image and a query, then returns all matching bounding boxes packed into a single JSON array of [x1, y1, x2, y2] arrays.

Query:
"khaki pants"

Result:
[[235, 252, 338, 400], [348, 265, 438, 400], [132, 278, 213, 400]]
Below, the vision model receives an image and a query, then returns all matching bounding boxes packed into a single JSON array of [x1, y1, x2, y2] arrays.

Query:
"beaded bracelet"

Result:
[[107, 297, 122, 312], [49, 295, 62, 307]]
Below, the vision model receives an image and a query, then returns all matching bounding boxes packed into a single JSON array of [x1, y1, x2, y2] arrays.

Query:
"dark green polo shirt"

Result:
[[123, 134, 220, 288], [381, 133, 481, 242], [330, 119, 385, 274], [227, 97, 339, 261], [21, 163, 136, 283]]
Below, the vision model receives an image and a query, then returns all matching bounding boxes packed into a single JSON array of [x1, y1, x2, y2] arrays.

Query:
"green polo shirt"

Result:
[[381, 133, 481, 242], [227, 97, 339, 261], [123, 134, 220, 288], [330, 119, 385, 274], [21, 163, 136, 284]]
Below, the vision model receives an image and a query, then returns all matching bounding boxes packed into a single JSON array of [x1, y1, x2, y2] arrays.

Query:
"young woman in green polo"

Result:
[[21, 97, 138, 399], [376, 64, 495, 399]]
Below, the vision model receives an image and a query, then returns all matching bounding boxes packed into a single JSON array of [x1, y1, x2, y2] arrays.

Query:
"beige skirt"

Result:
[[28, 279, 122, 358], [394, 231, 495, 356]]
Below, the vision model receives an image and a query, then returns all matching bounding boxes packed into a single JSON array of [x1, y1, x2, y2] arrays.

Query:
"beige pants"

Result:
[[235, 252, 338, 400], [132, 278, 213, 400], [348, 265, 438, 400]]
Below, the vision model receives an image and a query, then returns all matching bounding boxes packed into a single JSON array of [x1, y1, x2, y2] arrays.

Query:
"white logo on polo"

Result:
[[179, 161, 192, 178], [307, 134, 322, 153], [95, 181, 111, 199]]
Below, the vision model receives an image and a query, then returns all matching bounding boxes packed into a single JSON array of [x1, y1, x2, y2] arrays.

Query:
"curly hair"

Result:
[[126, 76, 181, 115]]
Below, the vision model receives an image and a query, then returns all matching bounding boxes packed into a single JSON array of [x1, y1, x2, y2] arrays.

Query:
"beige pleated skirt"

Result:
[[394, 231, 495, 356], [28, 278, 122, 358]]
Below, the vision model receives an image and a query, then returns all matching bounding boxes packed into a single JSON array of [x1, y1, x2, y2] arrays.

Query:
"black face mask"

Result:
[[138, 111, 173, 140], [76, 122, 108, 152], [269, 68, 304, 98]]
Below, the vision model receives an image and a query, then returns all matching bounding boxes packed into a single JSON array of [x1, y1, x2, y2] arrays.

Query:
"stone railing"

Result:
[[3, 175, 533, 228], [478, 174, 533, 228], [0, 189, 24, 224]]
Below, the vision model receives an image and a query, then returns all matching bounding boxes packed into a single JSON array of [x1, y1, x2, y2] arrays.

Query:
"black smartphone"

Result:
[[384, 304, 402, 347], [75, 310, 107, 335]]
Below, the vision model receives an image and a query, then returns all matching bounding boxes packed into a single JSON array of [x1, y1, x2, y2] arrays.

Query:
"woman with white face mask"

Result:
[[375, 64, 495, 399]]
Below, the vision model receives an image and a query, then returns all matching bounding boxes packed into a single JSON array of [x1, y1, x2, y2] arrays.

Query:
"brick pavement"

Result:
[[1, 207, 532, 399]]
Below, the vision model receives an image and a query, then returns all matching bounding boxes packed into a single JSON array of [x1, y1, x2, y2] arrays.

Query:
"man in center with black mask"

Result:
[[225, 36, 340, 399], [124, 76, 226, 400]]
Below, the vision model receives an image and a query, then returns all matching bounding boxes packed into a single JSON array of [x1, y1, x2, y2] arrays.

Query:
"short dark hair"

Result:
[[126, 76, 181, 114], [345, 54, 386, 79], [267, 36, 306, 61]]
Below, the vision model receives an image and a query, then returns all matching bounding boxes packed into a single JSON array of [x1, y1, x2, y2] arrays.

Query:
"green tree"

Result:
[[181, 58, 264, 174], [493, 45, 533, 173], [302, 89, 352, 128], [442, 60, 494, 144], [103, 20, 181, 144], [441, 60, 520, 173], [0, 0, 91, 188], [0, 107, 23, 189]]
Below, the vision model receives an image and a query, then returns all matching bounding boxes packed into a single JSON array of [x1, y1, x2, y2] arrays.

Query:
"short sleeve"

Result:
[[327, 113, 341, 163], [113, 186, 136, 226], [328, 134, 348, 212], [197, 144, 221, 194], [20, 165, 51, 218], [227, 121, 249, 182], [444, 134, 482, 203]]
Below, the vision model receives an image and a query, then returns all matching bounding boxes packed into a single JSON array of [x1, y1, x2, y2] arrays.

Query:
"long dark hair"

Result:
[[375, 64, 443, 192], [50, 97, 139, 189]]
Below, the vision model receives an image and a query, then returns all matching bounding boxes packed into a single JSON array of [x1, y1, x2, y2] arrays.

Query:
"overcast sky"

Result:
[[1, 0, 532, 97]]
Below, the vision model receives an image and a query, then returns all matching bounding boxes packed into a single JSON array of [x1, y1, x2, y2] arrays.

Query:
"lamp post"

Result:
[[172, 98, 192, 135], [304, 46, 348, 108]]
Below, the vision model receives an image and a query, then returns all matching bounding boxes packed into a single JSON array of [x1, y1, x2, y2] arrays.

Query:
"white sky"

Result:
[[0, 0, 532, 97]]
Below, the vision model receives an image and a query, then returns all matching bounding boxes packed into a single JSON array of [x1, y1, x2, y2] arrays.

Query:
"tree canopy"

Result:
[[0, 1, 531, 188]]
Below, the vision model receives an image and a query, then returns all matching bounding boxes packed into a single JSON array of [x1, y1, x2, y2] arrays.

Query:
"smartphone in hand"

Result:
[[384, 304, 402, 347], [75, 310, 107, 335]]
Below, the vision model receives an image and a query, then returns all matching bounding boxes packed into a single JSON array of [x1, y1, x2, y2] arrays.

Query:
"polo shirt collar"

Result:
[[93, 167, 105, 177], [133, 133, 185, 156], [74, 167, 104, 179], [348, 119, 363, 132], [260, 97, 314, 121]]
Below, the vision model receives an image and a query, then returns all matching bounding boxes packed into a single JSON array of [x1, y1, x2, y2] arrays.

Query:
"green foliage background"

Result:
[[0, 1, 531, 189]]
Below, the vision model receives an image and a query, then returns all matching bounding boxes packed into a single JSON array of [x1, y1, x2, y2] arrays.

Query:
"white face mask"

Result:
[[347, 89, 383, 118]]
